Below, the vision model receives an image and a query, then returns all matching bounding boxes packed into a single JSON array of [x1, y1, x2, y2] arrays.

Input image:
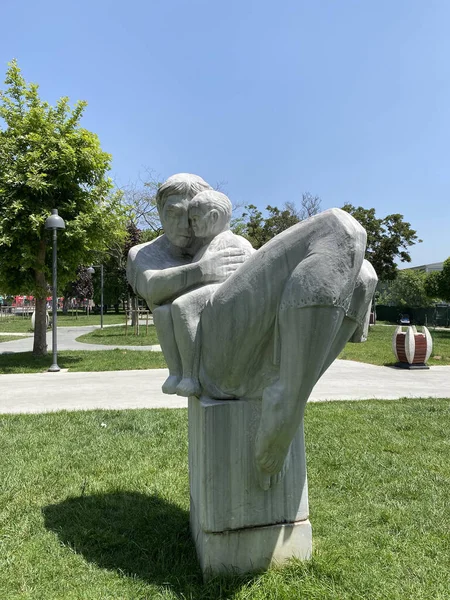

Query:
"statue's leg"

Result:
[[200, 208, 368, 401], [319, 259, 378, 378], [255, 258, 376, 488], [172, 287, 218, 398], [254, 236, 369, 488], [255, 302, 346, 488], [152, 304, 182, 394]]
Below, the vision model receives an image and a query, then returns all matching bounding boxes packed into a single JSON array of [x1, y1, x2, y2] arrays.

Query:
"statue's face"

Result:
[[189, 206, 215, 238], [161, 194, 193, 248]]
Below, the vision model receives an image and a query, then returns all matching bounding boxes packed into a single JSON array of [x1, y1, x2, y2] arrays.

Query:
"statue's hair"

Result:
[[156, 173, 212, 213], [190, 190, 233, 226]]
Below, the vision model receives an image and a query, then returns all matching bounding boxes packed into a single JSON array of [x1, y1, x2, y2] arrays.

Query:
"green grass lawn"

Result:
[[0, 334, 30, 343], [76, 324, 160, 346], [0, 399, 449, 599], [0, 312, 127, 333], [0, 349, 167, 374], [339, 324, 450, 366]]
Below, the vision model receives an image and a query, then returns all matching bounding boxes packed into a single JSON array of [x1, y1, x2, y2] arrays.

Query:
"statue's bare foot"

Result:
[[176, 377, 201, 398], [256, 449, 292, 490], [162, 374, 181, 395], [255, 380, 296, 489]]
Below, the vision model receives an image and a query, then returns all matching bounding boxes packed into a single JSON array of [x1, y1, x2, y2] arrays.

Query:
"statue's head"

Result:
[[189, 190, 232, 239], [156, 173, 212, 248]]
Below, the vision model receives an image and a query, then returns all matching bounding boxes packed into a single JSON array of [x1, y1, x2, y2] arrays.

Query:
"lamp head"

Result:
[[45, 209, 65, 230]]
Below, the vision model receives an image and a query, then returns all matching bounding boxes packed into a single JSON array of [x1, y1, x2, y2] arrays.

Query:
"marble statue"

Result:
[[127, 172, 377, 487], [127, 172, 377, 574]]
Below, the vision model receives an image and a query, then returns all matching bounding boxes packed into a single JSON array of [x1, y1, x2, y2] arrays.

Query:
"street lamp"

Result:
[[87, 264, 104, 329], [45, 209, 65, 372]]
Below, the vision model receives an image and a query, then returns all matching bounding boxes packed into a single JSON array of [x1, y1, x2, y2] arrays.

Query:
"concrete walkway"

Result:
[[1, 359, 449, 414], [1, 325, 449, 414], [0, 325, 161, 353]]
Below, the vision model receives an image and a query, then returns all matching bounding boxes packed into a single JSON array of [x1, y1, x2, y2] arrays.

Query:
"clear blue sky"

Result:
[[1, 0, 449, 266]]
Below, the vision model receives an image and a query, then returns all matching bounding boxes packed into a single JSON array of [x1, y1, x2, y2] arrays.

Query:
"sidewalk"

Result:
[[1, 359, 449, 414], [0, 325, 161, 353]]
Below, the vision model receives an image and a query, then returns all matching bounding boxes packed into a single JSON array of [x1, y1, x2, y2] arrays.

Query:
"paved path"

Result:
[[0, 325, 161, 353], [1, 325, 449, 414], [1, 360, 449, 414]]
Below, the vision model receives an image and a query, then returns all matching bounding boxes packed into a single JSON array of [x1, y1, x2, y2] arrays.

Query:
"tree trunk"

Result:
[[33, 279, 48, 356], [33, 240, 48, 356], [62, 296, 69, 315]]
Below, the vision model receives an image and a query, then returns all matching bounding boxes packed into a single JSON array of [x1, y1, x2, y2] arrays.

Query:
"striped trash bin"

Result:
[[392, 325, 432, 369]]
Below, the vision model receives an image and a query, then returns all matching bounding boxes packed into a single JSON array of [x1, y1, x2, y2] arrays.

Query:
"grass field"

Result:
[[339, 324, 450, 365], [0, 399, 449, 599], [0, 349, 166, 374], [76, 325, 160, 346]]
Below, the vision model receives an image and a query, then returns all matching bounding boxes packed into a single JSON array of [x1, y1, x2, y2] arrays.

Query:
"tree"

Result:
[[424, 258, 450, 303], [378, 269, 434, 307], [341, 205, 421, 281], [93, 221, 143, 309], [424, 270, 442, 301], [287, 192, 322, 221], [234, 193, 322, 249], [121, 174, 162, 235], [0, 61, 125, 355], [62, 266, 93, 312]]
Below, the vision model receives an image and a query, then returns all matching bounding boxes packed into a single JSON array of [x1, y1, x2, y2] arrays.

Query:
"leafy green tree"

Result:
[[341, 205, 421, 281], [424, 270, 442, 301], [83, 175, 161, 313], [0, 61, 125, 355], [437, 259, 450, 302], [260, 205, 300, 244], [233, 204, 266, 248], [234, 193, 321, 249], [95, 222, 144, 309], [424, 259, 450, 303], [378, 269, 434, 307], [62, 266, 93, 312]]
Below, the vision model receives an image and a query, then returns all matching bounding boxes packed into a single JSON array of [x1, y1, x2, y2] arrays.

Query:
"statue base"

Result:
[[188, 396, 312, 577], [395, 361, 430, 370], [191, 501, 312, 577]]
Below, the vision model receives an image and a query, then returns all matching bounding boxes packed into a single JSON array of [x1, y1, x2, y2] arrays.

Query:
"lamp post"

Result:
[[87, 264, 104, 329], [45, 209, 65, 372]]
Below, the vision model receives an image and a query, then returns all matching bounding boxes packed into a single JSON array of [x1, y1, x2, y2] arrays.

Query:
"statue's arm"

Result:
[[127, 237, 248, 308], [126, 237, 199, 307], [139, 262, 205, 307], [143, 249, 247, 306]]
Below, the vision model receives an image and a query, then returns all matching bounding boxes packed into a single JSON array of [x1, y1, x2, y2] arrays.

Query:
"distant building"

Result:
[[403, 262, 444, 273]]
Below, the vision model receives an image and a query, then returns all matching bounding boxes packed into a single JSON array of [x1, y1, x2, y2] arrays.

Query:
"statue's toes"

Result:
[[175, 378, 201, 398], [272, 471, 283, 487], [257, 451, 279, 474], [162, 375, 181, 394], [256, 461, 284, 490], [257, 470, 271, 491]]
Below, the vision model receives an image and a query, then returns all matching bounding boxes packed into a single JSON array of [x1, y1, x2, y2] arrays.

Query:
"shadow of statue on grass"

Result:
[[43, 490, 260, 598], [43, 491, 206, 590]]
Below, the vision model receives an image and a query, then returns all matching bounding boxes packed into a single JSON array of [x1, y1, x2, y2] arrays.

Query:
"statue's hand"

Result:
[[198, 248, 247, 283]]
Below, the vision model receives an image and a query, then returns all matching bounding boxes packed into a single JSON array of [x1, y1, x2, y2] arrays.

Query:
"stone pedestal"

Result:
[[188, 396, 312, 577]]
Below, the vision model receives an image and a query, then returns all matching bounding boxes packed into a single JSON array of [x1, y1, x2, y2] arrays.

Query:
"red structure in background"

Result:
[[11, 295, 56, 310], [393, 325, 433, 369]]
